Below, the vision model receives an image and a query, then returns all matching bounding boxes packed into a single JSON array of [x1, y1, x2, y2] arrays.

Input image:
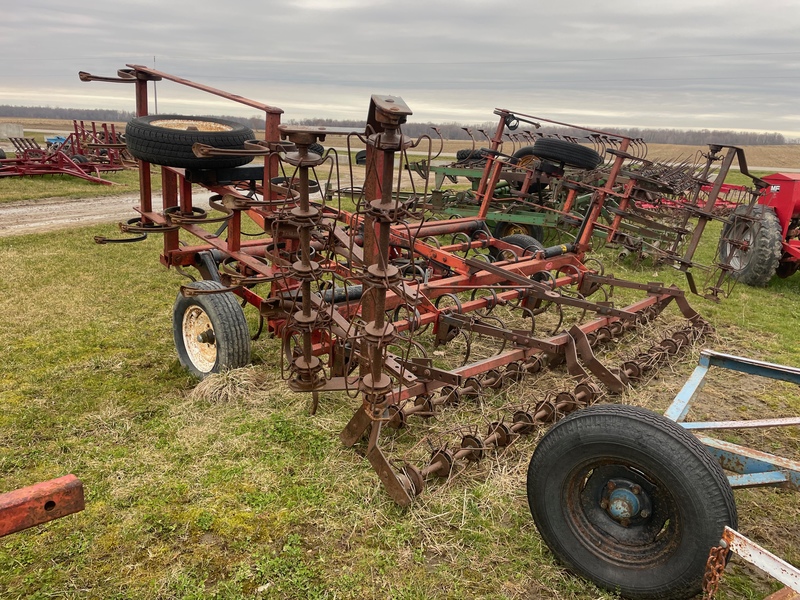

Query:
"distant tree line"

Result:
[[0, 105, 790, 145]]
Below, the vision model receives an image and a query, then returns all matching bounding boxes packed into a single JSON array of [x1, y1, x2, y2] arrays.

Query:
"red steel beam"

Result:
[[0, 475, 84, 537]]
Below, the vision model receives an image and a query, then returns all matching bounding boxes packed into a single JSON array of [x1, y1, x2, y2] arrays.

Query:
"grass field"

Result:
[[0, 201, 799, 600]]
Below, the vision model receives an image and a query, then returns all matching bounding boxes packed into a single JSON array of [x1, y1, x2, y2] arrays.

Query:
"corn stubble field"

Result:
[[0, 139, 799, 600]]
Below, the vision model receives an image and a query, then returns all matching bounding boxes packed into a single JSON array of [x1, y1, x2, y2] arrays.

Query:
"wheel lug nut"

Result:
[[600, 499, 609, 509], [606, 481, 616, 491], [640, 509, 650, 518], [631, 485, 641, 495]]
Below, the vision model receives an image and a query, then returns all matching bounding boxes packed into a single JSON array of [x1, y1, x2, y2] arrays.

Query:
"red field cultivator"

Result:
[[0, 120, 130, 184], [79, 65, 797, 599]]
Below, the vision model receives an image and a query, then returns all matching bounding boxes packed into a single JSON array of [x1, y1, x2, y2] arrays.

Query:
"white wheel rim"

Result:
[[182, 306, 217, 373], [728, 223, 754, 271]]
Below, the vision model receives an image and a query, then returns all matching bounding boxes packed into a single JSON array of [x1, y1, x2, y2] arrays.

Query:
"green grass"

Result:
[[0, 168, 160, 203], [0, 204, 798, 599]]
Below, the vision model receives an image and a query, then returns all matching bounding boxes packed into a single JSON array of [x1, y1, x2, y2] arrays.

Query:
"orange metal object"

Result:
[[0, 474, 85, 537]]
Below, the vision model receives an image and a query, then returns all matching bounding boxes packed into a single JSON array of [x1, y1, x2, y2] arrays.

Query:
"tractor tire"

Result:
[[492, 221, 544, 241], [527, 404, 737, 600], [173, 280, 251, 379], [125, 115, 254, 169], [489, 233, 544, 261], [719, 204, 782, 287], [532, 138, 602, 170]]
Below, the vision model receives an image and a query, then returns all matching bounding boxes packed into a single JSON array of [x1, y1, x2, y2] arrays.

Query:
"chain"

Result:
[[702, 542, 730, 599]]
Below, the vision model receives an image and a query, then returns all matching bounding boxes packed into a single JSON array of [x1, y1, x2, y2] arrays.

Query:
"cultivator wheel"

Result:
[[172, 280, 251, 379], [527, 404, 737, 600]]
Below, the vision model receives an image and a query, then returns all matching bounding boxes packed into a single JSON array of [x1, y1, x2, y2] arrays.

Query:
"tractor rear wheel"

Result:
[[173, 280, 251, 379], [527, 404, 737, 600], [125, 115, 254, 169], [719, 204, 782, 287]]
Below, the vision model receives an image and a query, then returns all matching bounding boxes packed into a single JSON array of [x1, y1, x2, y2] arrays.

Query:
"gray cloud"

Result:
[[2, 0, 799, 136]]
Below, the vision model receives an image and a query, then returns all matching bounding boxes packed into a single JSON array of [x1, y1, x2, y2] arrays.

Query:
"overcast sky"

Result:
[[2, 0, 799, 137]]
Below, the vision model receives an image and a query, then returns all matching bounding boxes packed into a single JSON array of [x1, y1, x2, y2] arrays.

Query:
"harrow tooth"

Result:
[[554, 391, 583, 415], [399, 464, 425, 497], [458, 434, 485, 462], [425, 449, 455, 478], [533, 399, 558, 423], [573, 381, 601, 404], [384, 405, 406, 429], [482, 369, 505, 389], [621, 360, 643, 381], [511, 410, 537, 435], [486, 421, 513, 447]]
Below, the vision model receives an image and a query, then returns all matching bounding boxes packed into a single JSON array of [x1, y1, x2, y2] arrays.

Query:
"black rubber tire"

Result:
[[355, 149, 367, 165], [719, 204, 782, 287], [532, 138, 602, 170], [508, 145, 536, 165], [71, 154, 89, 164], [456, 148, 489, 161], [527, 404, 737, 600], [0, 149, 6, 160], [489, 233, 544, 261], [492, 221, 544, 241], [125, 115, 254, 169], [172, 280, 251, 379], [308, 142, 325, 157]]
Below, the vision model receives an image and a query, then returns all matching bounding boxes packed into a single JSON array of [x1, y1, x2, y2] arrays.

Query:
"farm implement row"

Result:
[[76, 65, 799, 599], [417, 113, 774, 298], [0, 120, 130, 184]]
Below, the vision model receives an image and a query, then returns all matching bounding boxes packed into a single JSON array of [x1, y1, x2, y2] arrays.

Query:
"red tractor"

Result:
[[720, 172, 800, 286]]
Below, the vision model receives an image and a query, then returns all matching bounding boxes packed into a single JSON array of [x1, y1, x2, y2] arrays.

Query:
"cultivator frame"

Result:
[[79, 64, 715, 507]]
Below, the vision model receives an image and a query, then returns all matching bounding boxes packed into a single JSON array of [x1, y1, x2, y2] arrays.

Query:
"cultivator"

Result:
[[423, 112, 769, 300], [80, 65, 712, 506], [0, 120, 129, 184]]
